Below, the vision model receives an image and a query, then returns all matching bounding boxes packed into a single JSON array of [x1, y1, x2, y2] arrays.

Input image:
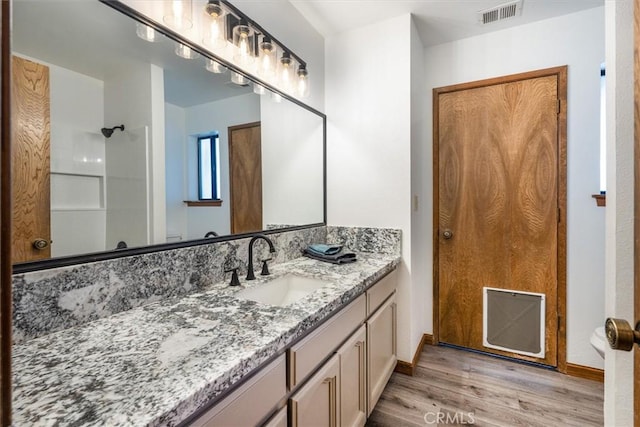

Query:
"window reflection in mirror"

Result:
[[11, 0, 325, 268]]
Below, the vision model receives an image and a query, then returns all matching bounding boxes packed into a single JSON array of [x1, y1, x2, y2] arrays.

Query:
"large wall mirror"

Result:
[[11, 0, 325, 272]]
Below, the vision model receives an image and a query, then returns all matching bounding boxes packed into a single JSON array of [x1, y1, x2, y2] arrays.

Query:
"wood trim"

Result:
[[565, 363, 604, 383], [634, 0, 640, 424], [432, 66, 568, 373], [184, 200, 223, 207], [556, 66, 568, 374], [394, 334, 433, 376], [433, 66, 570, 96], [591, 194, 606, 207], [0, 0, 11, 424]]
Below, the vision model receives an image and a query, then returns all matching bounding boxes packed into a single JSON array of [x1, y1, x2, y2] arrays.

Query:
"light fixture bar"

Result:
[[219, 0, 306, 68]]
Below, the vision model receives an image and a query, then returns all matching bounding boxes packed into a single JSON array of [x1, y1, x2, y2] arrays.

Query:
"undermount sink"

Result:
[[237, 274, 329, 307]]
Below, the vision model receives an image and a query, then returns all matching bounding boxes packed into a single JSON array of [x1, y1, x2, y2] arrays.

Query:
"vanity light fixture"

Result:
[[202, 0, 227, 49], [164, 0, 193, 31], [231, 71, 248, 86], [206, 58, 227, 74], [278, 51, 294, 92], [232, 19, 254, 67], [253, 83, 266, 95], [136, 23, 158, 42], [297, 65, 310, 98], [175, 42, 200, 59], [258, 36, 276, 79]]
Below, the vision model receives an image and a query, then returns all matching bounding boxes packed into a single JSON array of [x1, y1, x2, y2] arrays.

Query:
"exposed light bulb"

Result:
[[136, 23, 157, 42], [233, 22, 254, 67], [203, 1, 226, 49], [253, 83, 266, 95], [258, 37, 276, 79], [297, 66, 310, 98], [173, 0, 183, 26], [164, 0, 193, 30], [175, 43, 199, 59], [279, 52, 293, 92], [206, 59, 226, 74], [231, 71, 248, 86]]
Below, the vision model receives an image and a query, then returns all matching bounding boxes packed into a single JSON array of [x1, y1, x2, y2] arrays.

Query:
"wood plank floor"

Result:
[[367, 345, 604, 427]]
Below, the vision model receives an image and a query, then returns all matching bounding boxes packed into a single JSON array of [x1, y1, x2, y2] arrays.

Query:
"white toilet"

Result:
[[590, 326, 607, 358]]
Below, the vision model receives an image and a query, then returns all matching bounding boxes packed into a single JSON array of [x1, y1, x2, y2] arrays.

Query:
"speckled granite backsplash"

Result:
[[12, 226, 401, 343], [327, 226, 402, 255]]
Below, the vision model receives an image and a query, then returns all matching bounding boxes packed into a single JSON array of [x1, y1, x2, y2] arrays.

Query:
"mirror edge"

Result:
[[11, 0, 327, 275]]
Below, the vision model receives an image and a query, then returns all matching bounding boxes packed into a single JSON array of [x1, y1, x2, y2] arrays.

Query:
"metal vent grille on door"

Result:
[[483, 287, 545, 358]]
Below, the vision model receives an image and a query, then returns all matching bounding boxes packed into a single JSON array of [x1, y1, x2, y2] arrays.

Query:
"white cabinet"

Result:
[[189, 355, 286, 427], [289, 353, 341, 427], [190, 269, 397, 426], [337, 324, 367, 427], [366, 293, 397, 416], [263, 406, 287, 427], [289, 295, 366, 388]]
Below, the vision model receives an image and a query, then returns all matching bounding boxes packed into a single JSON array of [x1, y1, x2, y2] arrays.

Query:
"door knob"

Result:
[[605, 318, 640, 351], [442, 229, 454, 240], [32, 238, 49, 250]]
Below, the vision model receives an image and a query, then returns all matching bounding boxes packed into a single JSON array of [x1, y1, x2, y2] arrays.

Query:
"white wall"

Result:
[[184, 93, 260, 239], [326, 14, 415, 361], [104, 62, 160, 249], [165, 102, 188, 241], [421, 7, 606, 370], [604, 0, 634, 424], [410, 19, 431, 348], [48, 60, 107, 257], [261, 96, 324, 227]]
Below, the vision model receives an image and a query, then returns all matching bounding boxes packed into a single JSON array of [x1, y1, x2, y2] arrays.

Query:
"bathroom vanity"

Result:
[[12, 250, 399, 426]]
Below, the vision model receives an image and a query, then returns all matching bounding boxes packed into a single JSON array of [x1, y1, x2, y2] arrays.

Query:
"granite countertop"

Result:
[[12, 252, 400, 426]]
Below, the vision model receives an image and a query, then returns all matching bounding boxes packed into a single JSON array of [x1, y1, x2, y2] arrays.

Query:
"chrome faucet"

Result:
[[246, 234, 276, 280]]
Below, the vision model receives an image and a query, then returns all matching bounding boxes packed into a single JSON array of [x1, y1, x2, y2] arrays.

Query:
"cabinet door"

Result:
[[263, 405, 287, 427], [367, 293, 397, 416], [290, 353, 340, 427], [338, 324, 367, 427]]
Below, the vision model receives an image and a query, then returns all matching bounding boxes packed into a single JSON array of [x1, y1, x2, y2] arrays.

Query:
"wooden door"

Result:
[[229, 122, 262, 234], [11, 56, 50, 263], [434, 68, 567, 368], [1, 2, 11, 424]]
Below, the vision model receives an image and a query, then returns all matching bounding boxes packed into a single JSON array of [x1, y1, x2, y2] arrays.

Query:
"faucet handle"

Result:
[[260, 258, 273, 276], [224, 267, 241, 286]]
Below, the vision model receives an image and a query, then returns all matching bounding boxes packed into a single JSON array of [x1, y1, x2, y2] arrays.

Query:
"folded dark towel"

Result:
[[303, 246, 357, 264], [307, 244, 344, 256]]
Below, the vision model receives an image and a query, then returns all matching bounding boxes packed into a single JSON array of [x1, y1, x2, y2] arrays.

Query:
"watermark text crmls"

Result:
[[424, 411, 476, 425]]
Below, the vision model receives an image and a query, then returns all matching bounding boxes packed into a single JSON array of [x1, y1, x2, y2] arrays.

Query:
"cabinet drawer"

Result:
[[366, 270, 397, 316], [190, 354, 286, 427], [289, 294, 366, 388]]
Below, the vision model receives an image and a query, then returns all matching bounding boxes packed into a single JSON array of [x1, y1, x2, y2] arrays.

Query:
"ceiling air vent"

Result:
[[478, 0, 523, 25]]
